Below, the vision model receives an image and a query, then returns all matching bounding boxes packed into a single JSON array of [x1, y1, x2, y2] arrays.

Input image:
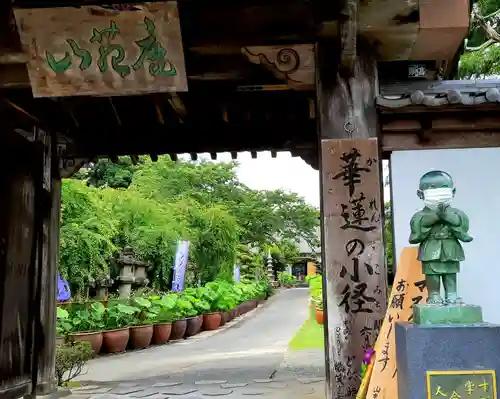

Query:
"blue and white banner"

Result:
[[233, 264, 240, 283], [172, 240, 189, 292], [57, 273, 71, 301]]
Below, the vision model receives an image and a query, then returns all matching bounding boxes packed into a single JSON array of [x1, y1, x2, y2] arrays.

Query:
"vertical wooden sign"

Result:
[[321, 138, 388, 399], [361, 247, 428, 399]]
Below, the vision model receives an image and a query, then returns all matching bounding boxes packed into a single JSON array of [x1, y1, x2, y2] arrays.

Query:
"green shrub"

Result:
[[56, 307, 72, 337], [278, 272, 297, 286], [55, 341, 93, 386]]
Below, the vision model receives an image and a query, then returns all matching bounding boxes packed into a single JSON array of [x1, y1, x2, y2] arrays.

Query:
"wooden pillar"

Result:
[[36, 131, 60, 395], [317, 38, 388, 399], [0, 129, 38, 398]]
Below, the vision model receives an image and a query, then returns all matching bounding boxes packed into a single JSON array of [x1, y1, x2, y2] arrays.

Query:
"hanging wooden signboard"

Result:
[[14, 2, 188, 98]]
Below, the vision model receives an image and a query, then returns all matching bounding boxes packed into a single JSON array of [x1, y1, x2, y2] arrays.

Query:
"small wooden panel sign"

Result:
[[14, 2, 188, 97], [426, 370, 497, 399], [360, 247, 428, 399]]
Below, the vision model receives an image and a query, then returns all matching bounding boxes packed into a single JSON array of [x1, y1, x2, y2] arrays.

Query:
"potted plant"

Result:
[[213, 291, 235, 326], [151, 295, 175, 345], [129, 297, 154, 350], [67, 302, 105, 354], [237, 283, 257, 313], [182, 292, 208, 337], [170, 297, 191, 340], [103, 303, 136, 353], [226, 284, 242, 318], [56, 307, 71, 345], [313, 296, 324, 325], [200, 283, 222, 330]]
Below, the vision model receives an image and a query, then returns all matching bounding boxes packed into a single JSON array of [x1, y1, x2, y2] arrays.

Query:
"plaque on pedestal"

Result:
[[396, 323, 500, 399]]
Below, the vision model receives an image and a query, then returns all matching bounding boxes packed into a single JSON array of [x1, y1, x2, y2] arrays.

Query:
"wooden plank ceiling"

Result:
[[0, 0, 454, 168]]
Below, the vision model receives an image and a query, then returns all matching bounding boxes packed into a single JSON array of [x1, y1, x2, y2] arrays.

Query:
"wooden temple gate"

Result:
[[0, 0, 483, 398]]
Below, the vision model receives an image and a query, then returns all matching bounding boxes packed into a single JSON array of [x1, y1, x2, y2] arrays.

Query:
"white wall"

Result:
[[391, 148, 500, 323]]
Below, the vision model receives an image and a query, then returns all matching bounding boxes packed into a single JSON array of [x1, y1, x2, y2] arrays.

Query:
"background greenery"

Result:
[[459, 0, 500, 78], [62, 156, 320, 297]]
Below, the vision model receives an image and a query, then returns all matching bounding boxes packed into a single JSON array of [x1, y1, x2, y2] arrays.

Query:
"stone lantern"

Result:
[[266, 249, 275, 283], [94, 276, 113, 300], [115, 247, 149, 298]]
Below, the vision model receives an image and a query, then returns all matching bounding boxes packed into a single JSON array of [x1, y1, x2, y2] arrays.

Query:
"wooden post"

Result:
[[0, 129, 38, 398], [35, 131, 60, 395], [317, 38, 388, 399]]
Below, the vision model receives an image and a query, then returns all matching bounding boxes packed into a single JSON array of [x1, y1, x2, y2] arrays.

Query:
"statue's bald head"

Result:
[[419, 170, 454, 191], [417, 170, 456, 205]]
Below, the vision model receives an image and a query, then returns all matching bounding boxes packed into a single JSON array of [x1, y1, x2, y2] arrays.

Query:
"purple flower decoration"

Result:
[[363, 348, 375, 365]]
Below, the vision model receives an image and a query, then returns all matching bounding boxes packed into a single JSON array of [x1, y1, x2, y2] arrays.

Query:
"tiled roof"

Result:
[[377, 79, 500, 108]]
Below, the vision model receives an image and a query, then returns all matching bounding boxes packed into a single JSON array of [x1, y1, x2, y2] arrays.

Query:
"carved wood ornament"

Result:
[[241, 44, 315, 89]]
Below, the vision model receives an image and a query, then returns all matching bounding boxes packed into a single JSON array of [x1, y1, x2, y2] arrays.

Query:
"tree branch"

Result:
[[472, 9, 500, 45], [465, 38, 495, 51], [484, 8, 500, 21]]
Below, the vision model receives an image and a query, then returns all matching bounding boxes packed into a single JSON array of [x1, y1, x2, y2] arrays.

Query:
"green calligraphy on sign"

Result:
[[45, 17, 177, 79], [426, 370, 497, 399], [131, 17, 177, 77], [90, 20, 131, 77]]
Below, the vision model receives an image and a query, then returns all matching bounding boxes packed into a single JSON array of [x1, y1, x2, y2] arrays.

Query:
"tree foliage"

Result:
[[130, 158, 319, 248], [75, 158, 137, 189], [60, 180, 118, 295], [459, 0, 500, 78], [61, 156, 319, 292]]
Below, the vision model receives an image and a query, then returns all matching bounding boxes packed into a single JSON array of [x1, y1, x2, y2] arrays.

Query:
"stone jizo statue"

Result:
[[409, 170, 473, 305]]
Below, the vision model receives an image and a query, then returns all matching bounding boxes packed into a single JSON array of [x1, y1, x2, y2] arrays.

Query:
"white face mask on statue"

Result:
[[423, 188, 454, 209]]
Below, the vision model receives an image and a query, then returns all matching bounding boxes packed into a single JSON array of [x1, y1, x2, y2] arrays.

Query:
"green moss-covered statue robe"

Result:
[[409, 206, 473, 275]]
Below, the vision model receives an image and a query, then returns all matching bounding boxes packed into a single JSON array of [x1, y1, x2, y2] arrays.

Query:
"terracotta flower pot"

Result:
[[56, 336, 66, 346], [185, 316, 203, 337], [153, 323, 172, 345], [315, 309, 324, 325], [203, 312, 221, 331], [219, 312, 227, 326], [129, 325, 154, 349], [236, 304, 244, 315], [103, 328, 130, 353], [69, 331, 103, 354], [170, 319, 187, 340], [221, 311, 231, 325]]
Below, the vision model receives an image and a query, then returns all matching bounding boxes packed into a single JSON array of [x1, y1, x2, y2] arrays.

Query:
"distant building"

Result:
[[293, 227, 321, 280]]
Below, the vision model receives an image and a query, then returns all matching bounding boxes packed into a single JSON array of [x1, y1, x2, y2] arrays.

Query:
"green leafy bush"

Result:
[[149, 294, 177, 323], [58, 280, 271, 330], [307, 274, 323, 310], [130, 297, 157, 325], [69, 302, 106, 333], [55, 341, 93, 386], [56, 307, 72, 337], [278, 272, 297, 286], [60, 180, 117, 297], [105, 303, 139, 330]]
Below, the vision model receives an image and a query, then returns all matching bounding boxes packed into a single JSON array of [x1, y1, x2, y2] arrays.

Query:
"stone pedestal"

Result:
[[395, 322, 500, 399], [414, 303, 483, 325]]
